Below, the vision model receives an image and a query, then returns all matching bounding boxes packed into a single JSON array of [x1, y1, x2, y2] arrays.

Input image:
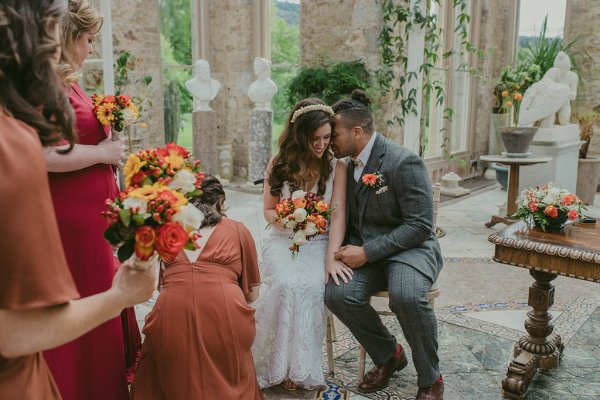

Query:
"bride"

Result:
[[252, 98, 352, 390]]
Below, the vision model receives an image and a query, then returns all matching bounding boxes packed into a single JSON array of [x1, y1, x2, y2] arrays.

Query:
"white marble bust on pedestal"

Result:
[[185, 60, 221, 112], [518, 51, 578, 128], [247, 57, 277, 110]]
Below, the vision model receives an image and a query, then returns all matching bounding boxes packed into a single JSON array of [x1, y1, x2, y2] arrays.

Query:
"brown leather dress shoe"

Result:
[[415, 377, 444, 400], [357, 349, 408, 393]]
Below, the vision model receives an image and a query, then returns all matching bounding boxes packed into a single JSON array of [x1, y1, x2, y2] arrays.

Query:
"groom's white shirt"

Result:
[[353, 132, 378, 182]]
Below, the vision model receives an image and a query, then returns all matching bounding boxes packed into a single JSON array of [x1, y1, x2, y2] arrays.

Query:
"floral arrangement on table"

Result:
[[92, 93, 144, 133], [513, 182, 586, 231], [103, 142, 205, 267], [271, 190, 334, 256]]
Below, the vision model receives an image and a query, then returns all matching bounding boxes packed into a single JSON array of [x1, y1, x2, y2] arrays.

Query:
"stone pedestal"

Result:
[[518, 124, 582, 194], [217, 139, 234, 183], [192, 110, 219, 175], [248, 109, 272, 184], [440, 172, 470, 197]]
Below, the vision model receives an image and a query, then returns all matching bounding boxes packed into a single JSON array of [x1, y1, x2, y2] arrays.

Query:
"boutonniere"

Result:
[[361, 172, 384, 189]]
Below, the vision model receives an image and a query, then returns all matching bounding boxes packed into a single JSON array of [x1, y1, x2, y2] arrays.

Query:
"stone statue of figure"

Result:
[[185, 59, 221, 112], [518, 51, 578, 128], [247, 57, 278, 110]]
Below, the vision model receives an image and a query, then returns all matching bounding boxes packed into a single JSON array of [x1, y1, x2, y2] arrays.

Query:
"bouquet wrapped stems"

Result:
[[129, 252, 159, 272]]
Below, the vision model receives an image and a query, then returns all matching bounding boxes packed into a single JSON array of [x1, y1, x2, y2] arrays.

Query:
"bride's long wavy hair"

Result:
[[269, 98, 333, 197], [0, 0, 76, 150]]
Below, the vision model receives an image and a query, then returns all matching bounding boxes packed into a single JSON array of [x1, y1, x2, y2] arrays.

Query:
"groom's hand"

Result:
[[334, 245, 368, 269]]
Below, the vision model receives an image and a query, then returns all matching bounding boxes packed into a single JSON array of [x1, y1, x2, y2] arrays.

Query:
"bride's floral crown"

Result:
[[290, 104, 334, 123]]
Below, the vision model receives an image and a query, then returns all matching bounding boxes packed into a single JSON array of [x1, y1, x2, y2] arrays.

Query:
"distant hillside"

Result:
[[275, 1, 300, 26]]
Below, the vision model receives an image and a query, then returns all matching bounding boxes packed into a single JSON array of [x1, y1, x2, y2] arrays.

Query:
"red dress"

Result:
[[43, 83, 129, 400]]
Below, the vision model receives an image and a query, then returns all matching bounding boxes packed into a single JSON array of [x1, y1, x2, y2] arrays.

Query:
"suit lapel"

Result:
[[357, 135, 386, 228]]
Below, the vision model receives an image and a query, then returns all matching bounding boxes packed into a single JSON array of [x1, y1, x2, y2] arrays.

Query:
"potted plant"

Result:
[[573, 112, 600, 205]]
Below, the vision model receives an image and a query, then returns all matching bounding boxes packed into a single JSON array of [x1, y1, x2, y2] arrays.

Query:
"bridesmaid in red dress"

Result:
[[131, 176, 264, 400], [42, 1, 130, 399]]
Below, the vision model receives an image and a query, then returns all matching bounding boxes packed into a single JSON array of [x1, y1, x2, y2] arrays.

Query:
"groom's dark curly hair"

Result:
[[269, 98, 334, 197]]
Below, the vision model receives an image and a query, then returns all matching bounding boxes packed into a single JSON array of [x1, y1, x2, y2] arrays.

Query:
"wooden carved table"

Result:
[[480, 155, 551, 228], [488, 221, 600, 399]]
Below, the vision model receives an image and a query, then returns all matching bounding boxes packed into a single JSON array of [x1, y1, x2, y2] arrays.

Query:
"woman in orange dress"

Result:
[[0, 1, 155, 399], [132, 176, 263, 400]]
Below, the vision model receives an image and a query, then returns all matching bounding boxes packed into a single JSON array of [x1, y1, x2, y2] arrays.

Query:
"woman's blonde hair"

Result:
[[59, 0, 102, 85]]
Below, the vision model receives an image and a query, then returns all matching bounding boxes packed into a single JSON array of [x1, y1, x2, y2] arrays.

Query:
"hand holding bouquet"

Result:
[[272, 190, 333, 256], [513, 182, 586, 231], [92, 93, 141, 133]]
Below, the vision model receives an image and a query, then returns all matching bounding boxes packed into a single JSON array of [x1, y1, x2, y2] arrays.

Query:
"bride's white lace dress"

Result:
[[252, 166, 335, 389]]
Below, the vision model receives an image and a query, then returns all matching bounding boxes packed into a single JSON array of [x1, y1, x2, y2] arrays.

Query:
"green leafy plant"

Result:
[[286, 60, 371, 108]]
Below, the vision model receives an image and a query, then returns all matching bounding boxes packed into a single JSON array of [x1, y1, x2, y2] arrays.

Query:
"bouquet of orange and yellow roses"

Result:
[[271, 190, 333, 256], [104, 143, 205, 269]]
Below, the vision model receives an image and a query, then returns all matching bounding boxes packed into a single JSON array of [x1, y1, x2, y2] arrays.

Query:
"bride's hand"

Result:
[[326, 259, 353, 285]]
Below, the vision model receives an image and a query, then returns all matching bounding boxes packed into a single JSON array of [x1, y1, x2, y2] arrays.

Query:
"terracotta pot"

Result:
[[500, 127, 538, 157]]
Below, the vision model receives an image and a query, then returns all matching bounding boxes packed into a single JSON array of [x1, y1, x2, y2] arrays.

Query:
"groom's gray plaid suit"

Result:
[[324, 133, 443, 387]]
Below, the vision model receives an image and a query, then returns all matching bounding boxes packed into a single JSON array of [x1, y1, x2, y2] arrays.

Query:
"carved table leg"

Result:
[[502, 270, 563, 399]]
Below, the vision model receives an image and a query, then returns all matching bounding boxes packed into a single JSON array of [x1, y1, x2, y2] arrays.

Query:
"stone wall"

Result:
[[205, 0, 255, 178], [470, 0, 517, 161], [111, 0, 165, 151], [84, 0, 164, 152], [564, 0, 600, 158]]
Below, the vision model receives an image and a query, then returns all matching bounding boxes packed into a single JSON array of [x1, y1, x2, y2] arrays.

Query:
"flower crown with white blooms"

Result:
[[290, 104, 334, 123]]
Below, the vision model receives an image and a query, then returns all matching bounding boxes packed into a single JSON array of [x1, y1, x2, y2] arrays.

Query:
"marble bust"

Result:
[[247, 57, 278, 110], [518, 51, 578, 128], [185, 60, 221, 112]]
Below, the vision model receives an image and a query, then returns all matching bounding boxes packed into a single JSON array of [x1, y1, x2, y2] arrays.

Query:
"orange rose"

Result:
[[513, 93, 522, 101], [505, 100, 513, 108], [155, 222, 189, 260], [315, 200, 329, 213], [165, 142, 190, 158], [561, 194, 576, 205], [529, 202, 538, 212], [501, 90, 509, 98], [567, 209, 579, 221], [314, 214, 327, 229], [134, 226, 156, 260], [293, 198, 307, 209], [543, 205, 558, 218]]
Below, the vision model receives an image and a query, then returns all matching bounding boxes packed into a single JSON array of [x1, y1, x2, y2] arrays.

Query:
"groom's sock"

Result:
[[395, 343, 403, 356]]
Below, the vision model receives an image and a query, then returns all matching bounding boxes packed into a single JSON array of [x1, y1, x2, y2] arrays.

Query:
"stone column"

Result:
[[192, 111, 219, 176], [248, 110, 272, 184]]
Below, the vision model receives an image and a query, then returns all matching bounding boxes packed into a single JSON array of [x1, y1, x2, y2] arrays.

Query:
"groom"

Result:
[[325, 90, 444, 399]]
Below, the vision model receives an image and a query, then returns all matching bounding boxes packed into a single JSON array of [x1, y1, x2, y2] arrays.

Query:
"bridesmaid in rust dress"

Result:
[[0, 2, 155, 399], [42, 1, 131, 399], [132, 176, 263, 400]]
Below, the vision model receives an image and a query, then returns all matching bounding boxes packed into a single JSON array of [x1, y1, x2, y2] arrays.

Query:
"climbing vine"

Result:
[[377, 0, 476, 155]]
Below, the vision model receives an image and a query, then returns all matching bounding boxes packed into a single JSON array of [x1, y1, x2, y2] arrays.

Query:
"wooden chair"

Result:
[[325, 183, 442, 377]]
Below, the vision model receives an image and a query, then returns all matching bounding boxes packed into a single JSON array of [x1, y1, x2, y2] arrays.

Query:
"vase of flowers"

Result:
[[513, 182, 586, 232]]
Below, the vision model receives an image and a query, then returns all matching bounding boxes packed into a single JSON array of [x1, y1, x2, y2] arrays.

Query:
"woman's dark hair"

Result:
[[269, 98, 333, 197], [0, 0, 77, 150], [192, 175, 226, 228], [331, 89, 374, 134]]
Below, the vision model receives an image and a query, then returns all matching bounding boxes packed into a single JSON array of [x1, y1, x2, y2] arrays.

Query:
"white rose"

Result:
[[293, 207, 307, 223], [543, 187, 561, 205], [291, 230, 308, 246], [291, 190, 307, 201], [172, 204, 204, 231], [283, 216, 297, 230], [122, 108, 136, 124], [168, 169, 197, 194], [123, 197, 147, 214], [304, 222, 318, 236]]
